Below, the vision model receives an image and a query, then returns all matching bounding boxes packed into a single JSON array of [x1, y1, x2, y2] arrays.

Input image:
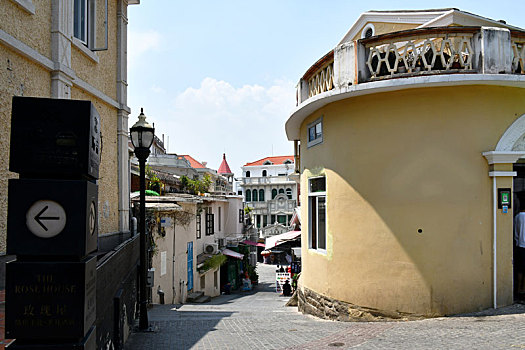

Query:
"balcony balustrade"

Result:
[[296, 26, 525, 106], [242, 176, 294, 185], [245, 202, 267, 209]]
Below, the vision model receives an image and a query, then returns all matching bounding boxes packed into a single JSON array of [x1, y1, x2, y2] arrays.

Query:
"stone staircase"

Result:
[[186, 291, 211, 303]]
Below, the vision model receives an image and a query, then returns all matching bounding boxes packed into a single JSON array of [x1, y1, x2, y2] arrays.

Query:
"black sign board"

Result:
[[10, 96, 100, 180], [5, 257, 96, 341], [7, 179, 98, 258]]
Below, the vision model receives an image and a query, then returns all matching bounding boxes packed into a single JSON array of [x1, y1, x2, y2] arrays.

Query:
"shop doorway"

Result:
[[513, 162, 525, 301]]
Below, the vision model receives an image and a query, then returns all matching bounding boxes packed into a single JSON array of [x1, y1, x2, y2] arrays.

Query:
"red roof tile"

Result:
[[218, 153, 232, 174], [244, 156, 294, 167], [180, 155, 205, 169]]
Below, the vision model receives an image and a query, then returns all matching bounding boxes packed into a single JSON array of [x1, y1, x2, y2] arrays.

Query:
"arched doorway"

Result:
[[484, 113, 525, 305]]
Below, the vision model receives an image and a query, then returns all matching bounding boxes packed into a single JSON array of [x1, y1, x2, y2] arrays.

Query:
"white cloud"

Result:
[[128, 29, 162, 68], [150, 85, 166, 94], [157, 78, 297, 174], [173, 78, 295, 124]]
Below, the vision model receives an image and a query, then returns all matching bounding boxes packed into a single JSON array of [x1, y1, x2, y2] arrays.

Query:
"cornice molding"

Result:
[[286, 74, 525, 141], [483, 151, 525, 164]]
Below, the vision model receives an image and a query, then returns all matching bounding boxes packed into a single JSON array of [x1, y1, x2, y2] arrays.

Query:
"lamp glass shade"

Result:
[[130, 127, 154, 149], [130, 108, 155, 149], [140, 128, 154, 148], [131, 129, 140, 148]]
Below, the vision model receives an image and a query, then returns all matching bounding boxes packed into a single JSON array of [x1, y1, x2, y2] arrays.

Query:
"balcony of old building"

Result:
[[287, 26, 525, 141], [297, 26, 525, 105], [241, 175, 296, 185]]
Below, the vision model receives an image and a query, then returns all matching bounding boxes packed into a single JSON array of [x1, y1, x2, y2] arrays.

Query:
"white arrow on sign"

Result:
[[89, 202, 96, 235], [26, 200, 66, 238]]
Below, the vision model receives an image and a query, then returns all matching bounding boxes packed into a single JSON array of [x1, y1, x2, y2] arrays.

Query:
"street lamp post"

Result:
[[130, 108, 155, 331]]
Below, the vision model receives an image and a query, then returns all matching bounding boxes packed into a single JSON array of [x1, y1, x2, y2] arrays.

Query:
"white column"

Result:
[[117, 0, 131, 232], [51, 0, 74, 98]]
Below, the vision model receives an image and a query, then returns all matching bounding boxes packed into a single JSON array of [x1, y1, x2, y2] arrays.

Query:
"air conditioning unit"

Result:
[[204, 243, 218, 254]]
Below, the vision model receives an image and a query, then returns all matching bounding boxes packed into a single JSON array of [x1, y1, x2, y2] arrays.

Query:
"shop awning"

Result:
[[265, 231, 301, 249], [241, 240, 265, 247], [222, 248, 244, 259]]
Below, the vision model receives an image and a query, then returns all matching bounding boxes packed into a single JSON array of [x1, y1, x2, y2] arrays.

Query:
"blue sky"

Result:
[[128, 0, 525, 174]]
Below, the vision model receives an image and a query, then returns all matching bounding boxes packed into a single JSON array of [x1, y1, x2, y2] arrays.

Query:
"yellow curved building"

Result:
[[286, 9, 525, 318]]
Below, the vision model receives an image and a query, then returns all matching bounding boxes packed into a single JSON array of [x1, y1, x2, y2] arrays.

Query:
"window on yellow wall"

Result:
[[307, 116, 323, 148], [73, 0, 109, 51], [74, 0, 88, 44], [308, 176, 326, 251]]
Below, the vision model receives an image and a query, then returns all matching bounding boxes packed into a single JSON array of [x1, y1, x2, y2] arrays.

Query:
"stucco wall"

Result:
[[71, 87, 119, 234], [299, 85, 525, 316], [0, 46, 51, 252], [151, 214, 177, 304], [0, 1, 52, 60], [224, 197, 243, 235], [0, 0, 127, 250], [198, 267, 220, 298], [150, 202, 200, 304], [71, 0, 118, 101]]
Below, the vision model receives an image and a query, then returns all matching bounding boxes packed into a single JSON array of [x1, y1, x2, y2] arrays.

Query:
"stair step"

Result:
[[187, 291, 204, 302], [194, 295, 211, 303]]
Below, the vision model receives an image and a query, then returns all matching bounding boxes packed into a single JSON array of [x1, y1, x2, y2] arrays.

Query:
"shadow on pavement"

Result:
[[452, 303, 525, 317], [124, 309, 235, 350], [181, 281, 278, 307]]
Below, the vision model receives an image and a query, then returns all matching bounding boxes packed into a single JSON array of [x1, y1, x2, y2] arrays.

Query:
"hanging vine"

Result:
[[172, 210, 194, 228]]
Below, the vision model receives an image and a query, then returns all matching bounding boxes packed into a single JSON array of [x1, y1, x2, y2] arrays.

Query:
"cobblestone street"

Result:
[[124, 263, 525, 350]]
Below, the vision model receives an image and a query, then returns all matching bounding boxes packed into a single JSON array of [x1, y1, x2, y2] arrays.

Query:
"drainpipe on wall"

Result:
[[172, 222, 176, 304], [492, 176, 497, 309]]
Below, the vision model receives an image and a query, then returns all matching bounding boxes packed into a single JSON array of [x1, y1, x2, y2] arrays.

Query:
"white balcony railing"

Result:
[[364, 28, 475, 78], [512, 33, 525, 73], [245, 202, 267, 209], [242, 176, 294, 185], [296, 27, 525, 106]]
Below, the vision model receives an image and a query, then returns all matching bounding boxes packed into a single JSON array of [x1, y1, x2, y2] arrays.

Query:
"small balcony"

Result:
[[296, 26, 525, 106], [242, 176, 295, 185], [245, 202, 267, 209]]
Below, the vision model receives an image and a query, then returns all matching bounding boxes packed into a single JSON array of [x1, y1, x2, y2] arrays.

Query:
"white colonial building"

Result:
[[239, 156, 298, 233]]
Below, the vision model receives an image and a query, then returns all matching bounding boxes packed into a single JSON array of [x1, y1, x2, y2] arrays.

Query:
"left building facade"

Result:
[[0, 0, 137, 247], [1, 0, 140, 348]]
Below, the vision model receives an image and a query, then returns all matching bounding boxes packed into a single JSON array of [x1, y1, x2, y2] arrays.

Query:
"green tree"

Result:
[[180, 174, 211, 195], [146, 165, 162, 193]]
